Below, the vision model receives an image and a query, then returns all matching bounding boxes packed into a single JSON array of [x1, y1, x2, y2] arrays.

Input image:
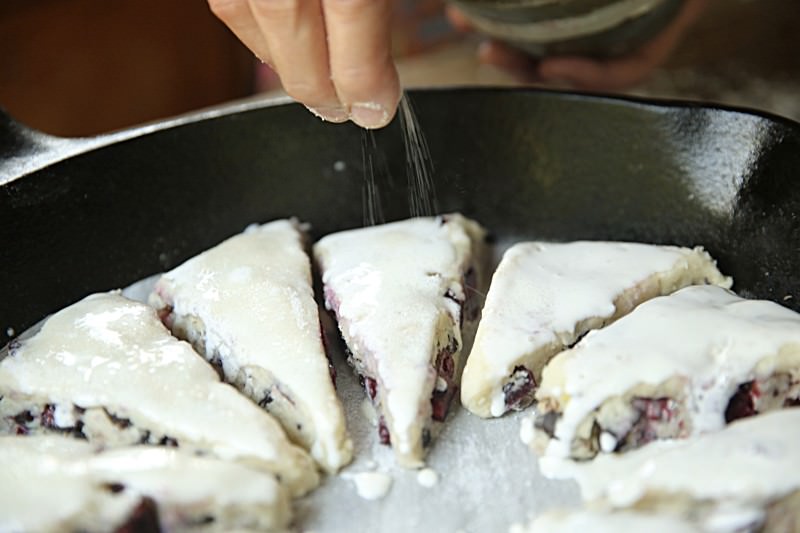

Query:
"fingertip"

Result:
[[476, 40, 494, 63], [478, 40, 517, 66], [305, 105, 350, 124], [350, 80, 400, 130], [351, 102, 392, 129], [537, 60, 565, 80], [477, 40, 542, 83], [343, 60, 400, 130], [445, 5, 474, 32], [538, 58, 599, 85]]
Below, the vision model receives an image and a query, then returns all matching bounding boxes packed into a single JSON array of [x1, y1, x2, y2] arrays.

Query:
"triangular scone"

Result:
[[149, 220, 353, 473], [529, 285, 800, 461], [0, 292, 318, 496], [543, 409, 800, 531], [0, 435, 291, 532], [314, 214, 487, 467], [461, 241, 732, 418]]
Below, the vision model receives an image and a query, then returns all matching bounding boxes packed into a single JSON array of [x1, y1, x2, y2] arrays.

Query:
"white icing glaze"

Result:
[[0, 435, 290, 532], [361, 397, 379, 426], [461, 241, 731, 418], [547, 409, 800, 531], [599, 432, 617, 453], [516, 509, 702, 533], [416, 467, 439, 488], [53, 402, 76, 427], [150, 219, 352, 473], [348, 471, 393, 500], [0, 292, 318, 496], [519, 414, 535, 446], [314, 215, 485, 466], [537, 285, 800, 460]]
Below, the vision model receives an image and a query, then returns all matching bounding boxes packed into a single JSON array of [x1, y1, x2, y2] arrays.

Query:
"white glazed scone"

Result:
[[149, 219, 353, 473], [314, 214, 487, 467], [512, 509, 703, 533], [461, 241, 731, 418], [0, 292, 318, 497], [0, 435, 291, 533], [547, 409, 800, 533], [530, 285, 800, 461]]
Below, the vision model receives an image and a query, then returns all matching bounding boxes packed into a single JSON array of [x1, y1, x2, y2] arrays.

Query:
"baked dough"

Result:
[[149, 219, 352, 473], [0, 435, 291, 532], [531, 285, 800, 460], [540, 409, 800, 533], [314, 214, 487, 467], [461, 241, 731, 418], [0, 292, 318, 496]]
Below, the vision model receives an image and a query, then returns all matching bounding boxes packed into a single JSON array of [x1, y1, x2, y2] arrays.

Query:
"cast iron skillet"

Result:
[[1, 88, 799, 343]]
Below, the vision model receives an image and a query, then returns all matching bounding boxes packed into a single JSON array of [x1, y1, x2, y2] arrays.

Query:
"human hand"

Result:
[[208, 0, 401, 129], [447, 0, 708, 91]]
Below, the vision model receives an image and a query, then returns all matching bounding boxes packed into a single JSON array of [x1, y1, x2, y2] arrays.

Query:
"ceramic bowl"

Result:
[[449, 0, 683, 57]]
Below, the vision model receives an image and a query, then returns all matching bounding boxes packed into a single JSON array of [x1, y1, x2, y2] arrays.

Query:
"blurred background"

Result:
[[1, 0, 798, 137]]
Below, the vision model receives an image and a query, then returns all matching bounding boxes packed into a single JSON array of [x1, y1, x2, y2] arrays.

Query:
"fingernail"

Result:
[[306, 105, 349, 123], [351, 102, 390, 129]]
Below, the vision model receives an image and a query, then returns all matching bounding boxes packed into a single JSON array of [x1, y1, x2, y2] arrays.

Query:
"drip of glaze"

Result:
[[417, 467, 439, 488], [347, 471, 393, 500]]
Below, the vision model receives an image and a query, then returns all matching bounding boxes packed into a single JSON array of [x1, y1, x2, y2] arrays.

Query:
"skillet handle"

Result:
[[0, 107, 95, 183]]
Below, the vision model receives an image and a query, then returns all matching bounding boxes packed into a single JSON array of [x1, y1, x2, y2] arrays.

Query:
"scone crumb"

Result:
[[347, 471, 392, 500], [417, 467, 439, 488], [519, 415, 535, 445], [599, 431, 618, 453]]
